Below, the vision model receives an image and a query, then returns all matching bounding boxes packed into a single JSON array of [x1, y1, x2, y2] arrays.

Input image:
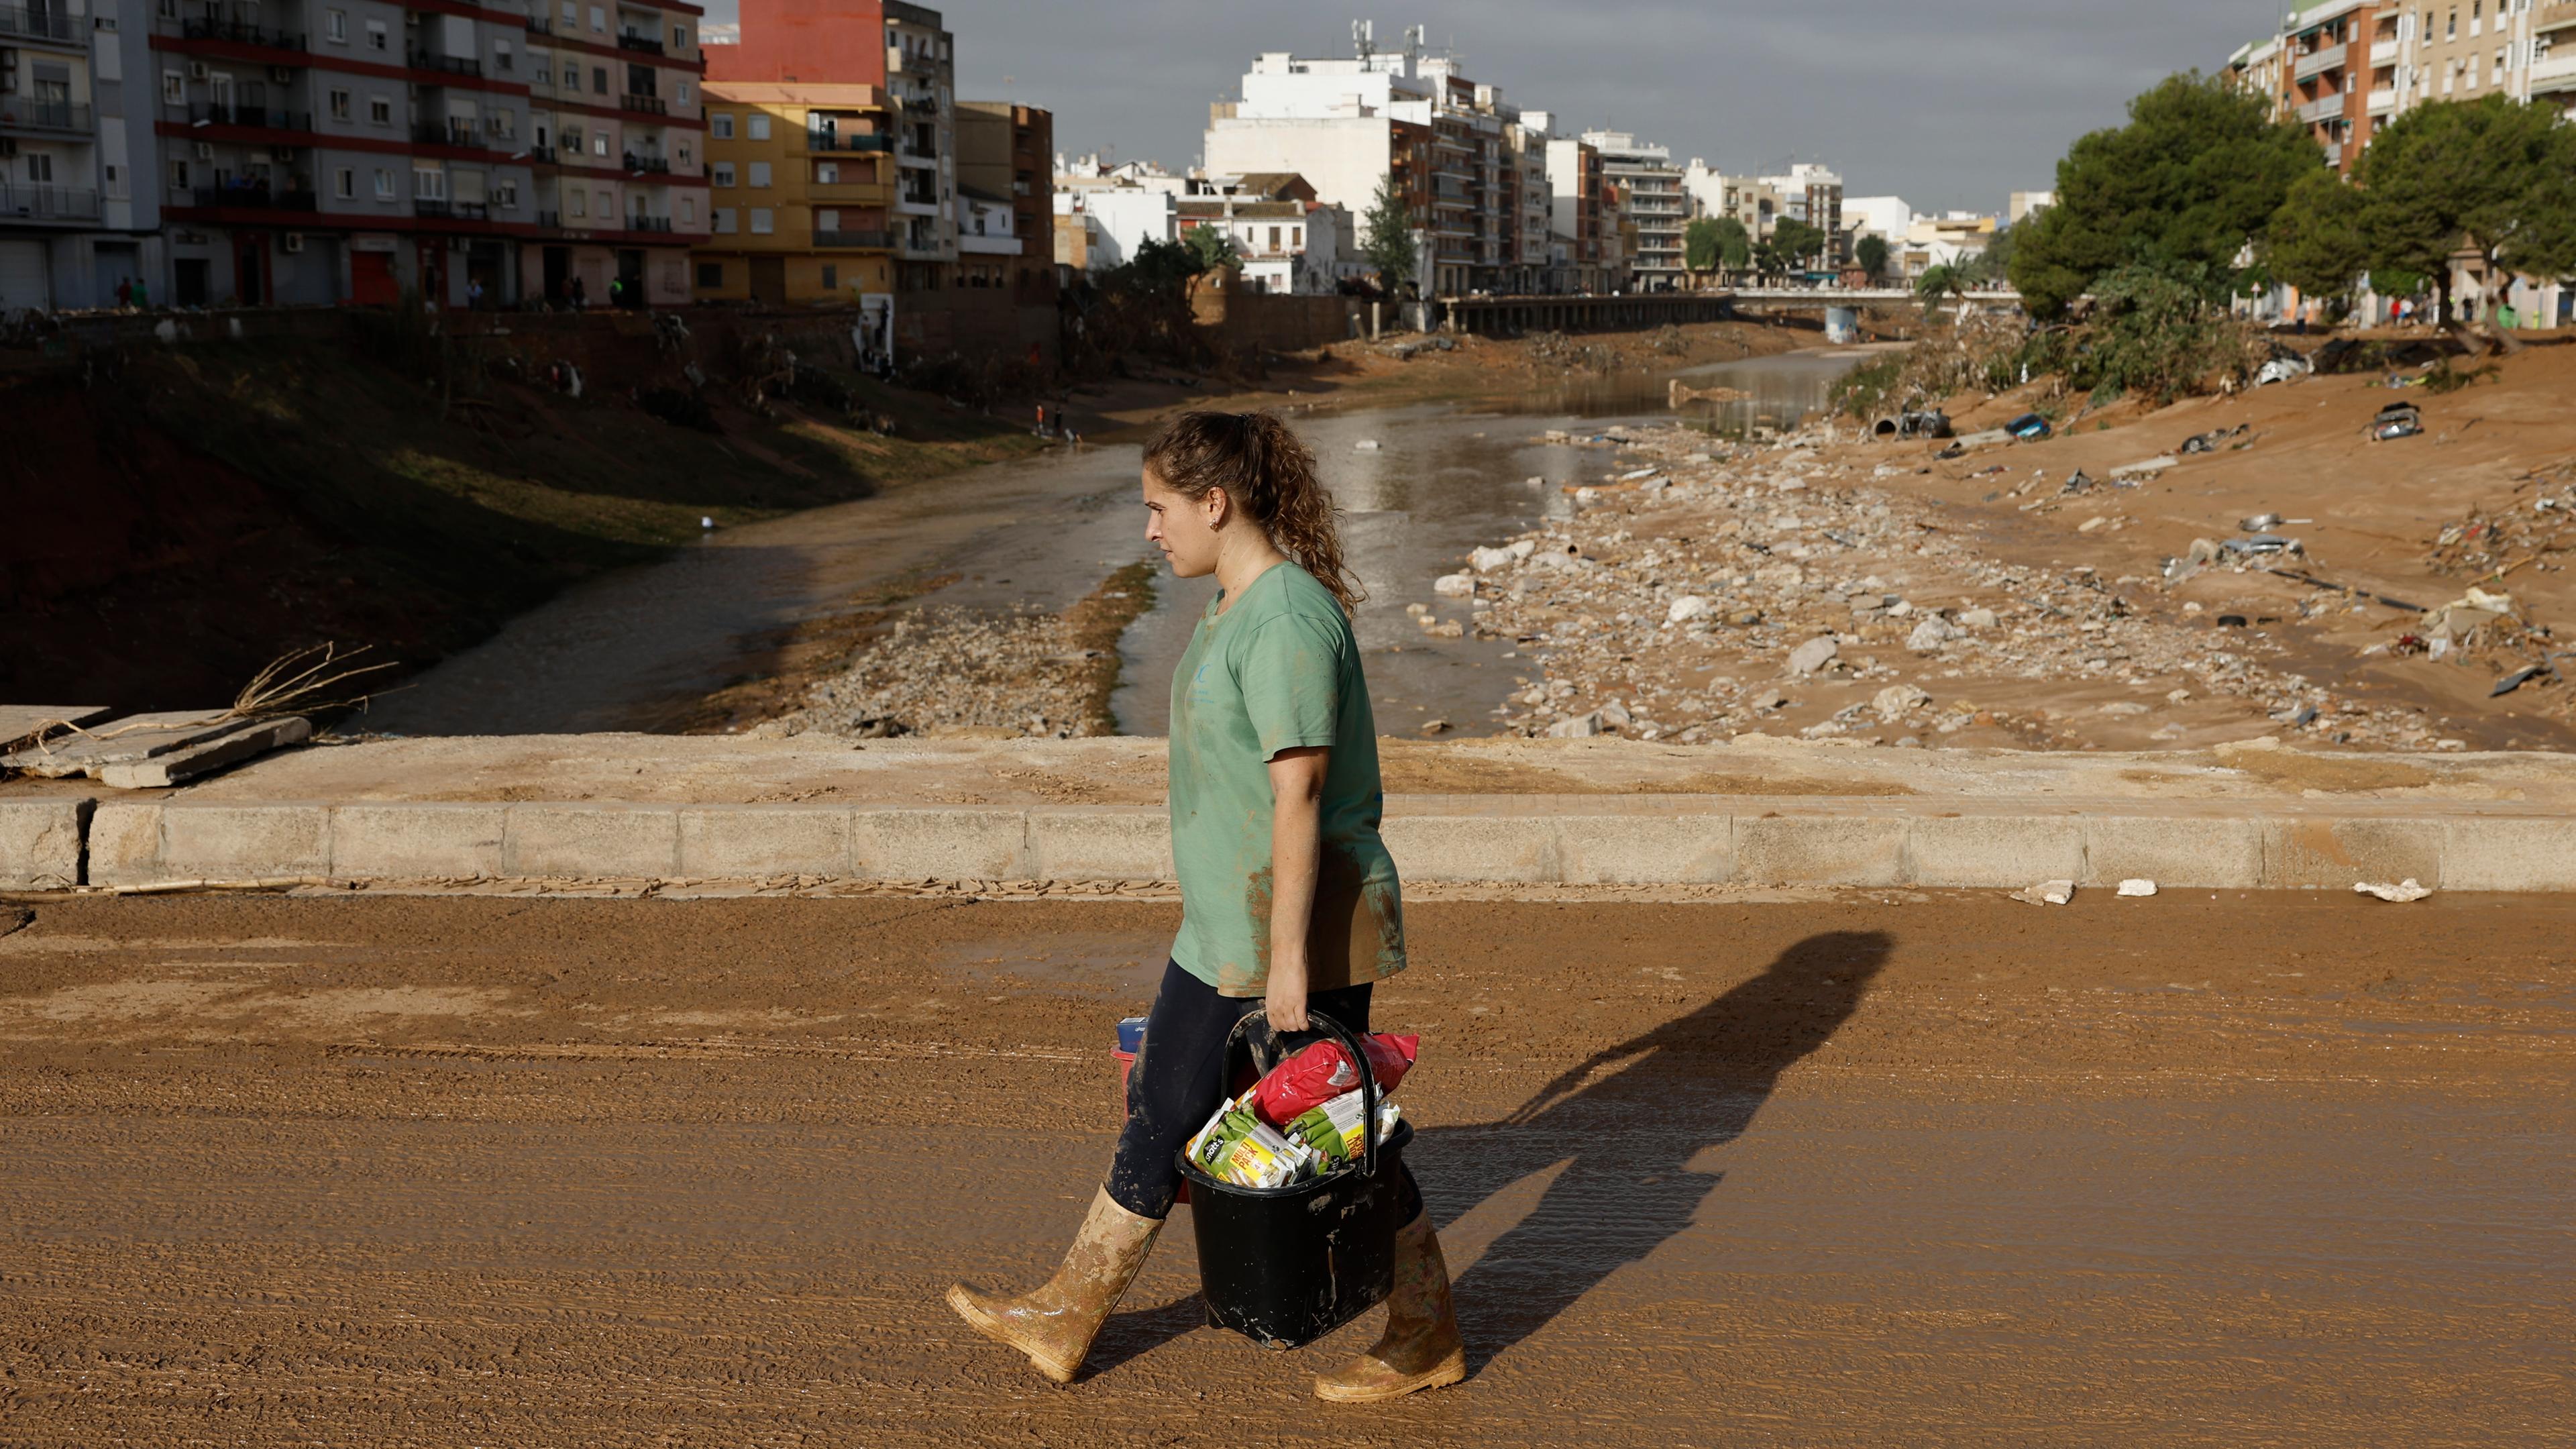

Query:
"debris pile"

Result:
[[769, 607, 1104, 740], [1434, 422, 2451, 749]]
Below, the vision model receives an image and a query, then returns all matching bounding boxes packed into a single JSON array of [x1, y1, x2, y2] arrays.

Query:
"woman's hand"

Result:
[[1265, 957, 1311, 1034]]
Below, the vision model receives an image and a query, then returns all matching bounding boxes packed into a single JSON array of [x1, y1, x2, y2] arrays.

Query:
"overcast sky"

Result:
[[700, 1, 2283, 214]]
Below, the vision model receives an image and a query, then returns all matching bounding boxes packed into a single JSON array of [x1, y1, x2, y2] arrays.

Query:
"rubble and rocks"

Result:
[[1434, 419, 2457, 749], [768, 606, 1102, 741]]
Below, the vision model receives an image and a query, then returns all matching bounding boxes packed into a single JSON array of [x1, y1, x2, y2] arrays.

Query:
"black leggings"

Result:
[[1106, 959, 1424, 1224]]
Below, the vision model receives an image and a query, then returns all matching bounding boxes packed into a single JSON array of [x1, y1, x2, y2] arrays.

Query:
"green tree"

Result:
[[1360, 174, 1417, 292], [1855, 233, 1890, 282], [2010, 72, 2320, 318], [1684, 217, 1725, 275], [1182, 223, 1238, 273], [1960, 221, 2017, 287], [2353, 95, 2576, 325], [1771, 216, 1827, 270], [1917, 264, 1962, 308], [1104, 235, 1202, 299], [2078, 261, 2250, 405], [2264, 166, 2371, 304]]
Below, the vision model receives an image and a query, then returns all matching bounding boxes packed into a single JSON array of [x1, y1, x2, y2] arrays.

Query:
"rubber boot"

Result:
[[946, 1187, 1161, 1385], [1314, 1210, 1467, 1403]]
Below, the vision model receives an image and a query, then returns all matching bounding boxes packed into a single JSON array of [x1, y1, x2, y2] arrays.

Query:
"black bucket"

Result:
[[1178, 1008, 1413, 1350]]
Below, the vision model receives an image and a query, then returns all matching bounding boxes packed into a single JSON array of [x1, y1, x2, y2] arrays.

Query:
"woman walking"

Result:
[[945, 411, 1464, 1401]]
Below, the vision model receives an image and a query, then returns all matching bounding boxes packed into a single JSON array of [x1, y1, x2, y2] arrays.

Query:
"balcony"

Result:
[[621, 93, 667, 115], [0, 182, 100, 219], [0, 3, 78, 43], [2, 100, 93, 132], [2293, 44, 2347, 80], [525, 142, 559, 163], [2296, 93, 2344, 124], [615, 30, 664, 54], [2322, 141, 2344, 168], [2370, 38, 2399, 64], [414, 121, 487, 149], [525, 13, 553, 32], [189, 184, 319, 210], [814, 227, 892, 248], [623, 214, 673, 233], [186, 102, 312, 131], [2367, 86, 2397, 115], [408, 51, 484, 78], [623, 151, 669, 174], [415, 199, 491, 220], [178, 17, 305, 48], [2532, 51, 2576, 95], [805, 130, 890, 153]]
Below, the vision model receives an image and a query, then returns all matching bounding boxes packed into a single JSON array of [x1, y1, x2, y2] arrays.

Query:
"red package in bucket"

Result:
[[1252, 1033, 1418, 1126]]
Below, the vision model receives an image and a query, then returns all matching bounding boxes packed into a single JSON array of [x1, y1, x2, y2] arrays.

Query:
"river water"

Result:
[[362, 349, 1867, 739]]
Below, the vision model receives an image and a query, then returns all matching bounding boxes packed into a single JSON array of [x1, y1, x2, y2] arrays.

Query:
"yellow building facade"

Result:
[[693, 83, 894, 310]]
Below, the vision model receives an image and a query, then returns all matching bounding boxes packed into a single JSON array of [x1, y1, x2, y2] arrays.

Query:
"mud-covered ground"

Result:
[[1, 892, 2568, 1446]]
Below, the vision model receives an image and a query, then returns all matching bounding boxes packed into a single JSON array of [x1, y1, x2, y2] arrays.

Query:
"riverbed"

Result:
[[361, 348, 1869, 739]]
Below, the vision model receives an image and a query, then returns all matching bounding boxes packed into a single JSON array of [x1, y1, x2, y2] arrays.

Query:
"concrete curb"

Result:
[[15, 797, 2574, 892]]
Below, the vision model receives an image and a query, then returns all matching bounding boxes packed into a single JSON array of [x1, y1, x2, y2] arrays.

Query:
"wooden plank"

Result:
[[0, 710, 237, 777], [99, 717, 313, 790], [0, 706, 118, 755]]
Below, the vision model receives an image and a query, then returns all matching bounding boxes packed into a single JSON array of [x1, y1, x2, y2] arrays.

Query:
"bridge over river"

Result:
[[1439, 287, 2022, 335]]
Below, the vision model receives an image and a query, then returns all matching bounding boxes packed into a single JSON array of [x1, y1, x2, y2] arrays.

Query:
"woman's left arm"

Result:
[[1263, 745, 1330, 1032]]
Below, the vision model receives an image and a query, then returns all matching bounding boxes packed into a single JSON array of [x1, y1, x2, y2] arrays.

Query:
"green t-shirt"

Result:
[[1168, 561, 1405, 998]]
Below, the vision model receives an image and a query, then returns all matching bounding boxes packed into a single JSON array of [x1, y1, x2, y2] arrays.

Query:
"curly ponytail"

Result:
[[1142, 410, 1366, 614]]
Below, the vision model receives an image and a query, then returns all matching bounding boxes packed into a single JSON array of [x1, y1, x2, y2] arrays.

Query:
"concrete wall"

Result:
[[1189, 280, 1362, 352]]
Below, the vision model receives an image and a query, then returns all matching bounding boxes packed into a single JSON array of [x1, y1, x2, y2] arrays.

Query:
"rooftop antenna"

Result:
[[1354, 18, 1373, 60]]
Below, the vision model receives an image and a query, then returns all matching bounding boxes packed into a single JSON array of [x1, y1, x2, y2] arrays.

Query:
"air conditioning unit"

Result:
[[282, 233, 305, 253], [195, 142, 214, 160], [270, 66, 294, 83], [189, 60, 209, 79]]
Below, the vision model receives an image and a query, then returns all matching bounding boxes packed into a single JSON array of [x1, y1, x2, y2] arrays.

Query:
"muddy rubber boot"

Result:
[[1313, 1210, 1468, 1403], [945, 1187, 1161, 1385]]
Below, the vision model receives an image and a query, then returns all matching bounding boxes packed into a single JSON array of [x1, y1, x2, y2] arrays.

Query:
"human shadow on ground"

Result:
[[1411, 929, 1892, 1371]]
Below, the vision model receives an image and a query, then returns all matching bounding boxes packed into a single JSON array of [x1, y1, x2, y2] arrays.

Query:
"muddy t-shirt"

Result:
[[1168, 561, 1405, 998]]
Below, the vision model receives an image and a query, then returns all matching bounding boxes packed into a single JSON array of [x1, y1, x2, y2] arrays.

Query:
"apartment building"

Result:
[[1582, 129, 1681, 288], [953, 99, 1049, 294], [704, 0, 955, 292], [2, 0, 161, 310], [691, 79, 889, 307], [1539, 130, 1608, 293], [1762, 162, 1844, 262], [1049, 175, 1173, 272], [2535, 0, 2576, 111], [142, 0, 704, 308], [519, 0, 714, 306], [1201, 26, 1570, 296]]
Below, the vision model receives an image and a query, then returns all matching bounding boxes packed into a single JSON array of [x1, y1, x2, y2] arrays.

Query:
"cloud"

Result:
[[702, 0, 2270, 213]]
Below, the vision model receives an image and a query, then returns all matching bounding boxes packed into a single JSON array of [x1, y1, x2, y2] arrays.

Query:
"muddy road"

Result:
[[1, 892, 2568, 1446]]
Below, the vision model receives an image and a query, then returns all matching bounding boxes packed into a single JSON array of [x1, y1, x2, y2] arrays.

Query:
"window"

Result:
[[816, 161, 837, 184], [495, 179, 518, 207], [158, 0, 176, 15], [490, 109, 516, 140], [325, 7, 346, 42], [328, 87, 351, 119], [679, 196, 695, 223], [588, 4, 604, 32], [676, 142, 690, 165], [333, 166, 356, 199], [712, 161, 735, 186], [821, 264, 837, 288], [747, 114, 769, 141], [568, 188, 586, 217], [818, 207, 838, 231], [374, 168, 394, 199], [675, 80, 690, 105], [27, 154, 54, 183], [366, 18, 387, 50], [494, 40, 513, 72], [592, 66, 608, 95], [561, 0, 576, 25], [592, 132, 608, 157], [747, 161, 771, 187], [596, 188, 611, 216], [162, 70, 184, 105], [674, 23, 690, 49], [168, 158, 191, 188], [414, 165, 445, 200], [103, 162, 125, 199], [533, 62, 550, 85], [697, 261, 722, 288], [370, 95, 391, 125], [710, 113, 734, 139], [750, 207, 773, 233], [714, 206, 736, 233]]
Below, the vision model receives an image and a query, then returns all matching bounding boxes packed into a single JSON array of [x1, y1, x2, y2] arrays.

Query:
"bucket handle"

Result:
[[1222, 1006, 1380, 1180]]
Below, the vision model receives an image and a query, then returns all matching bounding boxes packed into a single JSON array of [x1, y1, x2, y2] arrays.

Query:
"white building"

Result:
[[1759, 162, 1845, 263], [1051, 185, 1175, 270], [1177, 194, 1352, 293], [1583, 130, 1684, 288]]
